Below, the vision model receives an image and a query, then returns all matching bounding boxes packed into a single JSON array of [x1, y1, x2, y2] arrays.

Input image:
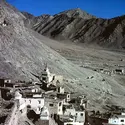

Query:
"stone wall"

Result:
[[4, 102, 18, 125]]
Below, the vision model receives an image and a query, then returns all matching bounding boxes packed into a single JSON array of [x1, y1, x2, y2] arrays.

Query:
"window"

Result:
[[76, 113, 77, 115], [29, 100, 31, 103], [121, 119, 124, 122], [59, 102, 62, 106], [38, 100, 41, 104], [27, 105, 31, 109], [42, 74, 47, 76], [81, 113, 83, 116], [49, 103, 54, 107], [42, 78, 46, 80], [58, 88, 60, 92], [20, 110, 23, 113]]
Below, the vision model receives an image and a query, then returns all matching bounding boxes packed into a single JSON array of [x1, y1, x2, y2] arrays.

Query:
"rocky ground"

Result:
[[32, 29, 125, 112]]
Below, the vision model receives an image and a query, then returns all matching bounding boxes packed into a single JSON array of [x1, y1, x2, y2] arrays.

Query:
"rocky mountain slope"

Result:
[[1, 0, 125, 111], [23, 9, 125, 49], [22, 12, 51, 28]]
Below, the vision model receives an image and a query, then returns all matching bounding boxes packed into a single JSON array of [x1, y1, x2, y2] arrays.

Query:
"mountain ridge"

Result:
[[22, 9, 125, 50]]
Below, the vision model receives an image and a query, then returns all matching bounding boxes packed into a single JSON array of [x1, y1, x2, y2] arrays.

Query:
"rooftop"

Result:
[[74, 104, 85, 111], [109, 115, 125, 119], [60, 115, 73, 123]]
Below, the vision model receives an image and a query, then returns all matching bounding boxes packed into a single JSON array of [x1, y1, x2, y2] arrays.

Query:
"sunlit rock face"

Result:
[[23, 8, 125, 50]]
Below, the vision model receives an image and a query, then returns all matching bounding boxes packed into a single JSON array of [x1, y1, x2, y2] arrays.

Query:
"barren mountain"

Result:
[[1, 0, 125, 112], [23, 8, 125, 49], [22, 12, 51, 28]]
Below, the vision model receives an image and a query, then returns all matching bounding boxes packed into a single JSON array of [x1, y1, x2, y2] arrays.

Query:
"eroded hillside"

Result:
[[0, 0, 125, 112]]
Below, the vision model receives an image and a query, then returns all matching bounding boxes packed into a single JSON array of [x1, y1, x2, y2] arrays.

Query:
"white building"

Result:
[[57, 95, 85, 125], [24, 98, 45, 114], [57, 93, 72, 115], [108, 115, 125, 125], [4, 79, 11, 83], [40, 106, 49, 120], [114, 69, 125, 75], [66, 94, 71, 102], [15, 91, 26, 111], [75, 111, 85, 123], [56, 86, 65, 94], [60, 109, 85, 125], [104, 113, 125, 125], [15, 91, 45, 114]]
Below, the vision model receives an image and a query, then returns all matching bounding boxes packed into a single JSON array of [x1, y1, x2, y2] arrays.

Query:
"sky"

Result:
[[7, 0, 125, 19]]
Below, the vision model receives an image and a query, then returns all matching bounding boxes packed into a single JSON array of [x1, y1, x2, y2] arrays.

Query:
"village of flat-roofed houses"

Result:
[[0, 64, 125, 125]]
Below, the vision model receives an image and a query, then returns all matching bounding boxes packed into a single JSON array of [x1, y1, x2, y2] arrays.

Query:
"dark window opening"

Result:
[[93, 120, 95, 123], [49, 103, 54, 107], [38, 100, 41, 104], [58, 88, 60, 92], [27, 105, 31, 109], [59, 102, 62, 106], [42, 74, 47, 76], [121, 120, 124, 122], [20, 110, 23, 113], [42, 77, 46, 81], [29, 100, 31, 103], [52, 76, 55, 81]]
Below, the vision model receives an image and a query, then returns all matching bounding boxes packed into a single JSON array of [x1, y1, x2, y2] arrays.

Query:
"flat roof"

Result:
[[60, 115, 73, 122], [0, 87, 12, 90], [110, 115, 125, 119], [23, 97, 44, 99]]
